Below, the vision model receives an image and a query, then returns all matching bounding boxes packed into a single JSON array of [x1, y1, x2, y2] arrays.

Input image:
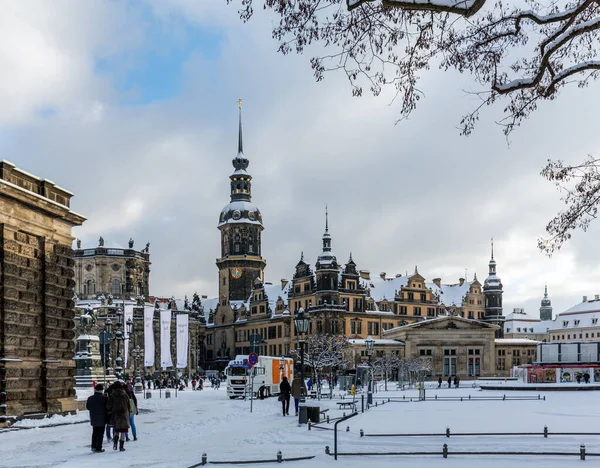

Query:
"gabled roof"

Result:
[[383, 315, 500, 334]]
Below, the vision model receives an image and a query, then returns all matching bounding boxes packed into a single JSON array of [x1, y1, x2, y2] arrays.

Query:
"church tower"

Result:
[[540, 284, 553, 321], [483, 239, 504, 337], [216, 101, 266, 304]]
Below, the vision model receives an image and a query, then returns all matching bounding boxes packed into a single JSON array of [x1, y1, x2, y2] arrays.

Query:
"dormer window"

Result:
[[593, 318, 598, 325], [562, 321, 569, 327], [574, 320, 580, 326], [517, 328, 521, 332]]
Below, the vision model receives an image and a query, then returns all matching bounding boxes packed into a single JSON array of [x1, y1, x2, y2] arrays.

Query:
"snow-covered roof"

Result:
[[363, 274, 474, 308], [348, 338, 404, 346], [561, 297, 600, 315], [503, 309, 550, 334], [495, 338, 541, 345]]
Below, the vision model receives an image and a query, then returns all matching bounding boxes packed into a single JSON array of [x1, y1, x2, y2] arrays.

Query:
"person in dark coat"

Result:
[[447, 376, 452, 388], [291, 375, 307, 416], [279, 376, 291, 416], [107, 381, 130, 452], [104, 382, 117, 442], [438, 377, 442, 388], [86, 384, 107, 452]]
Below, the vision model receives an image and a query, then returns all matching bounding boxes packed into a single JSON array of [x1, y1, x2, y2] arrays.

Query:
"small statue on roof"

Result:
[[76, 238, 81, 249], [98, 236, 104, 247], [144, 242, 150, 253], [128, 238, 134, 248]]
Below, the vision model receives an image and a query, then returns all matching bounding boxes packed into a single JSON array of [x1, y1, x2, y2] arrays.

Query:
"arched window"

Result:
[[87, 279, 95, 295], [111, 279, 121, 295]]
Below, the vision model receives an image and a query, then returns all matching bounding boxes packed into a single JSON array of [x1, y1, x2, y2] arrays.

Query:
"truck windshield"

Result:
[[228, 367, 246, 376]]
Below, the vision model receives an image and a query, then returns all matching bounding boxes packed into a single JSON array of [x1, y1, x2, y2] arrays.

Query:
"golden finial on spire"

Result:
[[237, 98, 243, 109]]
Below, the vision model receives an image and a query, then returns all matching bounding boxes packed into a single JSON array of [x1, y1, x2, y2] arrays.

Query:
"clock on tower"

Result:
[[231, 268, 242, 279]]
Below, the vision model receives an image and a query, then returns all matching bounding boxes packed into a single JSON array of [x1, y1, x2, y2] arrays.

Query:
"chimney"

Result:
[[359, 270, 371, 281], [583, 296, 588, 302], [459, 278, 465, 286], [281, 279, 289, 289], [595, 295, 600, 301], [380, 272, 386, 280], [433, 278, 441, 288]]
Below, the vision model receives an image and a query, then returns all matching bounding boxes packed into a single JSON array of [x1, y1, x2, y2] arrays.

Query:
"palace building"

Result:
[[198, 108, 511, 375]]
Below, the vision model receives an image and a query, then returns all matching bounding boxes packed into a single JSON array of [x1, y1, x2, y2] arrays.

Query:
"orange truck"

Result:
[[226, 355, 294, 399]]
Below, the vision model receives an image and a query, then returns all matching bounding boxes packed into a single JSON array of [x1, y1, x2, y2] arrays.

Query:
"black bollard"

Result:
[[201, 453, 207, 466], [580, 445, 586, 461], [443, 444, 448, 458]]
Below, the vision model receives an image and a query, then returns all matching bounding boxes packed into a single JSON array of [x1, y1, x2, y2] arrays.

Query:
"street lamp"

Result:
[[102, 318, 113, 385], [294, 308, 309, 397], [114, 307, 125, 380], [365, 335, 375, 404], [126, 316, 144, 393], [131, 345, 144, 393]]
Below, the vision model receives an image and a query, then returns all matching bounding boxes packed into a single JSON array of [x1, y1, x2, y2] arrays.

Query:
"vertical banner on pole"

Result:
[[144, 305, 155, 367], [160, 309, 173, 368], [124, 304, 134, 369], [176, 314, 189, 369]]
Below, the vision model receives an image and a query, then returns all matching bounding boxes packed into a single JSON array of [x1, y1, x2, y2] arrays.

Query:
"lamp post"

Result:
[[100, 322, 112, 386], [365, 335, 375, 404], [294, 308, 309, 397], [126, 316, 144, 393], [114, 307, 125, 380]]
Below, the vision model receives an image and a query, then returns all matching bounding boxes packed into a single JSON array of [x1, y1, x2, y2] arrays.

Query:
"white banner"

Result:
[[160, 309, 173, 368], [144, 305, 155, 367], [176, 314, 189, 369], [123, 303, 134, 369]]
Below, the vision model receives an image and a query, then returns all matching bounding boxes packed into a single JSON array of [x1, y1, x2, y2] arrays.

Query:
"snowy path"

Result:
[[1, 386, 599, 467]]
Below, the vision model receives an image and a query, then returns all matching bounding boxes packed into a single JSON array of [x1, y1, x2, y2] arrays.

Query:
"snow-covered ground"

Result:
[[2, 383, 600, 467]]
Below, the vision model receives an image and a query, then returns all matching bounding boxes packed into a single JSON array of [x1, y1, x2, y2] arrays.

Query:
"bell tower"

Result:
[[483, 238, 504, 337], [216, 100, 266, 304]]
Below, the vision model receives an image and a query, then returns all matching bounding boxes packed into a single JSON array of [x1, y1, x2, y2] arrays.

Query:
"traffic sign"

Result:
[[248, 352, 258, 365]]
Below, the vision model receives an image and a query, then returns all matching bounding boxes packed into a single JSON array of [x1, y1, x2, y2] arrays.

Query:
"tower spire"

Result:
[[237, 98, 243, 156], [325, 205, 329, 233], [544, 283, 548, 297], [491, 237, 494, 260]]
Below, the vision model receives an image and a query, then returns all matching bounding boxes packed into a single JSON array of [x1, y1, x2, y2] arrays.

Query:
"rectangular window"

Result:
[[400, 306, 407, 315], [248, 244, 253, 253], [382, 322, 394, 331], [427, 307, 435, 317], [420, 293, 426, 302], [408, 292, 414, 301], [414, 307, 422, 316]]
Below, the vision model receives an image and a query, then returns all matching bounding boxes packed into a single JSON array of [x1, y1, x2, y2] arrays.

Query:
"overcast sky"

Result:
[[3, 1, 600, 320]]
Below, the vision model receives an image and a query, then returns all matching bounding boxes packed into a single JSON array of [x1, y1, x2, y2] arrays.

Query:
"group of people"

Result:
[[437, 376, 460, 388], [278, 375, 307, 416], [86, 380, 139, 453]]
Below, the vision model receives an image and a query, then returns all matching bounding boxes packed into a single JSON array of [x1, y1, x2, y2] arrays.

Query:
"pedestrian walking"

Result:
[[447, 376, 452, 388], [107, 381, 130, 452], [438, 377, 442, 388], [126, 386, 139, 441], [86, 384, 107, 453], [192, 379, 197, 391], [291, 374, 307, 416], [454, 376, 460, 388], [104, 382, 116, 442], [279, 376, 291, 416]]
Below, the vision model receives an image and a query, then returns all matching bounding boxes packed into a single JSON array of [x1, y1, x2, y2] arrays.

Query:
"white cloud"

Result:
[[2, 2, 600, 321]]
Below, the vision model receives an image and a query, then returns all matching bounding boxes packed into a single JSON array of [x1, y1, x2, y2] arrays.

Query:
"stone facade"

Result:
[[384, 316, 499, 377], [0, 161, 85, 421], [73, 242, 150, 300]]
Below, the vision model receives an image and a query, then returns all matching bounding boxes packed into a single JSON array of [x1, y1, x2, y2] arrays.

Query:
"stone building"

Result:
[[199, 109, 505, 372], [0, 161, 85, 421], [73, 238, 151, 300], [383, 316, 499, 377]]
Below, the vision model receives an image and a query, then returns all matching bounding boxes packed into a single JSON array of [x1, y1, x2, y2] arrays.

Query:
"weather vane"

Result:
[[237, 98, 243, 109]]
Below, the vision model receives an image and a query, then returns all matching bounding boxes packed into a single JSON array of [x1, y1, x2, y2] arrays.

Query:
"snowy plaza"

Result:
[[2, 382, 600, 468]]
